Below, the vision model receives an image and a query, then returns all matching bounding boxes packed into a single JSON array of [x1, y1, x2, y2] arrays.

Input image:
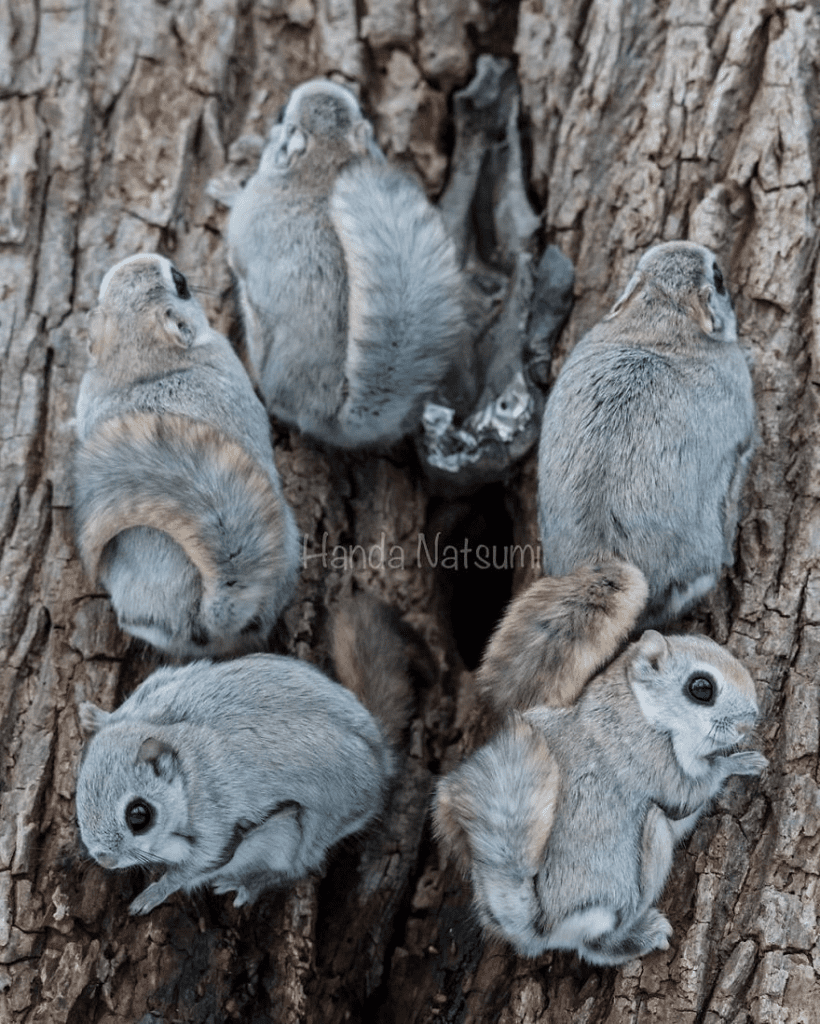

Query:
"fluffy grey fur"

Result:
[[76, 654, 395, 914], [434, 631, 767, 964], [227, 78, 465, 448], [73, 254, 300, 657], [538, 241, 756, 627]]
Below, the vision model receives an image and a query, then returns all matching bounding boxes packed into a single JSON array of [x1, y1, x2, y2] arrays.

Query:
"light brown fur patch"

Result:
[[477, 559, 648, 713], [432, 774, 478, 875], [77, 412, 291, 616], [512, 717, 561, 870], [433, 716, 561, 877]]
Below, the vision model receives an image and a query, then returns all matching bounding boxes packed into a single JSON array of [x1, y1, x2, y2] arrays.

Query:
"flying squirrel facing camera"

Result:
[[76, 590, 433, 914], [434, 560, 767, 965]]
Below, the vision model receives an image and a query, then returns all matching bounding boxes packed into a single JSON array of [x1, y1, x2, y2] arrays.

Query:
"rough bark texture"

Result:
[[1, 1, 819, 1022]]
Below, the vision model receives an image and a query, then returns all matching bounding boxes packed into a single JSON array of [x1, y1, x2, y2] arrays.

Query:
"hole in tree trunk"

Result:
[[427, 484, 516, 669]]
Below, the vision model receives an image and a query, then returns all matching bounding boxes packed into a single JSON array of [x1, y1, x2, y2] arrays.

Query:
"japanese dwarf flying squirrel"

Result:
[[73, 253, 300, 657], [76, 590, 429, 913], [227, 78, 465, 448], [435, 561, 766, 965], [538, 242, 756, 627]]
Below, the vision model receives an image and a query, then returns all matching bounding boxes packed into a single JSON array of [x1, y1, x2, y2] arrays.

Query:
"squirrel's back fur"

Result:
[[227, 79, 465, 448], [75, 412, 297, 643], [537, 241, 756, 628]]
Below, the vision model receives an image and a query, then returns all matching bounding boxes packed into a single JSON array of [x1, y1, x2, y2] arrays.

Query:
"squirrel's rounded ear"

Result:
[[155, 306, 194, 349], [79, 701, 110, 736], [603, 270, 646, 322], [689, 283, 737, 342], [634, 630, 668, 672], [87, 308, 108, 358], [286, 126, 307, 159], [686, 284, 716, 335], [137, 737, 178, 778], [349, 119, 374, 156]]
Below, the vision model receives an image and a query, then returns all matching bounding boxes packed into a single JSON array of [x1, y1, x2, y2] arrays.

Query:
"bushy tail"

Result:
[[74, 412, 298, 639], [332, 588, 436, 746], [433, 716, 560, 928], [477, 559, 648, 713], [329, 161, 465, 445]]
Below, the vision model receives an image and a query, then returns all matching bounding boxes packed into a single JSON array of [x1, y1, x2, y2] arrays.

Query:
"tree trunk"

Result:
[[2, 1, 818, 1022]]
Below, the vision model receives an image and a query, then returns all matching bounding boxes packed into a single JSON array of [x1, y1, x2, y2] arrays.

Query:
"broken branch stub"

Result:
[[418, 55, 574, 495]]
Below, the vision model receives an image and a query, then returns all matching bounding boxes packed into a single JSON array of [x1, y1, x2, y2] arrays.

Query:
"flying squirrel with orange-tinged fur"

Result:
[[435, 627, 767, 964], [436, 557, 766, 964], [73, 253, 300, 657]]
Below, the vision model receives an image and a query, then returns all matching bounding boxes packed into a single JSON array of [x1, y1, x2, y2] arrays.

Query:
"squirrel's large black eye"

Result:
[[686, 674, 715, 705], [713, 263, 725, 295], [125, 799, 154, 834], [170, 265, 191, 300]]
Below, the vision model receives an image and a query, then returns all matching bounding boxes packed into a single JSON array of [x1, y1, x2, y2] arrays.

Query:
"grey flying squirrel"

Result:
[[435, 627, 767, 965], [227, 78, 465, 448], [73, 253, 300, 658], [538, 241, 756, 627], [76, 589, 426, 913]]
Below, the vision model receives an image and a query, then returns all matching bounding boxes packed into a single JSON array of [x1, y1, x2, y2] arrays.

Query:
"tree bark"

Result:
[[2, 1, 819, 1022]]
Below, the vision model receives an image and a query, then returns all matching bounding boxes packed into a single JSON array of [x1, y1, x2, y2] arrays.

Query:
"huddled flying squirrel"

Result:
[[72, 253, 300, 658], [76, 590, 427, 914], [538, 241, 756, 627], [434, 563, 767, 965], [227, 78, 465, 448]]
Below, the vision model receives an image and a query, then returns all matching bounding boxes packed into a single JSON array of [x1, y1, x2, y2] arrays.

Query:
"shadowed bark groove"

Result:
[[1, 1, 819, 1022]]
